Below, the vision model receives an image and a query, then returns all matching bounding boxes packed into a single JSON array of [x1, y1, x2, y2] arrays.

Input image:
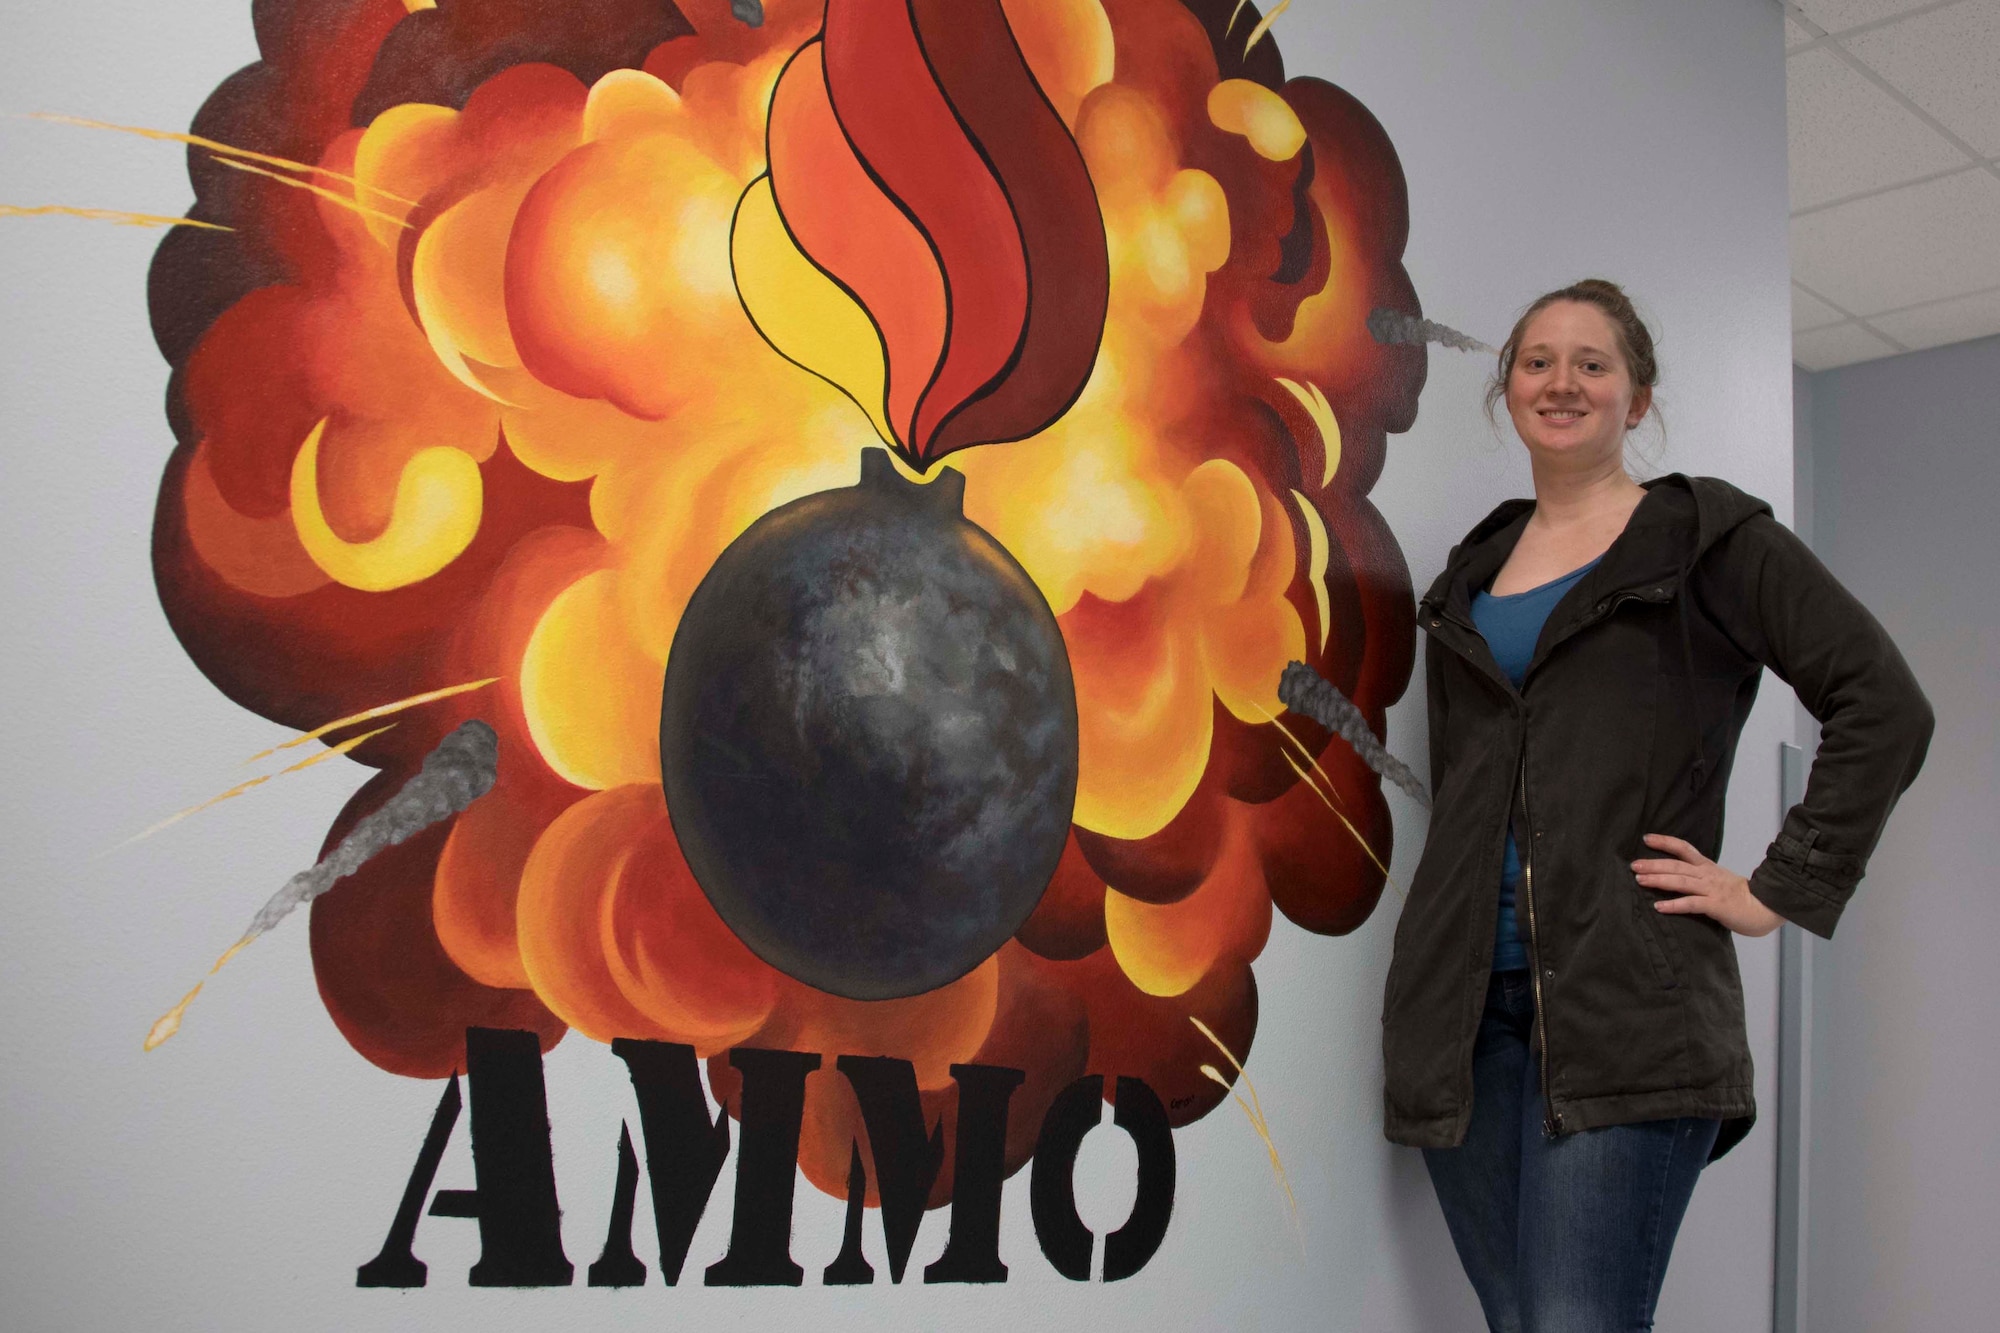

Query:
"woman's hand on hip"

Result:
[[1634, 834, 1785, 938]]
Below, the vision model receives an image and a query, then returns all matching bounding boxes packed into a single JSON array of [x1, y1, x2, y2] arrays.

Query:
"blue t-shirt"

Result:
[[1469, 556, 1602, 973]]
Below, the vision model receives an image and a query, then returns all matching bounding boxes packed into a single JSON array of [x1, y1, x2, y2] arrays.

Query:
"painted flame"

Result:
[[736, 0, 1109, 469]]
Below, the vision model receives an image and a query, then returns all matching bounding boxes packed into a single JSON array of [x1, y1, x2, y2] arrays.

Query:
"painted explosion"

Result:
[[150, 0, 1424, 1206]]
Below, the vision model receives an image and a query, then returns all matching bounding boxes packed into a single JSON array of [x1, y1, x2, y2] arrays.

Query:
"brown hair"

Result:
[[1483, 278, 1660, 430]]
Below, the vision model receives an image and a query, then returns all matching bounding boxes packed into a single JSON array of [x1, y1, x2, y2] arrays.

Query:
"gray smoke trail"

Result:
[[731, 0, 764, 26], [1276, 662, 1430, 810], [242, 720, 499, 937], [1367, 307, 1495, 356]]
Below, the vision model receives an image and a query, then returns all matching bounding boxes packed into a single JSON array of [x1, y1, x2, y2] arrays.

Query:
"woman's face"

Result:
[[1505, 300, 1649, 470]]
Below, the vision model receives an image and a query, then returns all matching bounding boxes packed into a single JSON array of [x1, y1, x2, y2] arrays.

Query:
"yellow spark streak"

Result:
[[145, 934, 257, 1051], [1243, 0, 1292, 55], [1280, 749, 1403, 898], [1253, 698, 1403, 892], [1248, 698, 1346, 808], [1191, 1017, 1302, 1254], [0, 204, 229, 230], [1290, 489, 1332, 653], [210, 157, 413, 229], [30, 114, 418, 205], [245, 678, 500, 764], [1192, 1017, 1264, 1124], [108, 724, 395, 854], [1276, 377, 1341, 487], [1228, 0, 1255, 30]]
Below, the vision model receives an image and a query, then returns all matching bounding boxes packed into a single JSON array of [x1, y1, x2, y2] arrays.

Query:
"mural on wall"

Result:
[[139, 0, 1427, 1284]]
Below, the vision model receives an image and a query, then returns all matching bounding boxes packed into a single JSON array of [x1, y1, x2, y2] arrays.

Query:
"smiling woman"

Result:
[[1392, 278, 1935, 1331]]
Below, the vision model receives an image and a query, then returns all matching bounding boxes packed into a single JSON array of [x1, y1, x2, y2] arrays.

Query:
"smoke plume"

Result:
[[1278, 662, 1429, 809], [244, 720, 499, 937], [1366, 307, 1494, 355]]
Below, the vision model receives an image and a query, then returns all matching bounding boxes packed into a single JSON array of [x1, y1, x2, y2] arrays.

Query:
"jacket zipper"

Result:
[[1511, 588, 1665, 1135], [1425, 596, 1585, 1136], [1517, 743, 1560, 1137], [1424, 581, 1672, 1140]]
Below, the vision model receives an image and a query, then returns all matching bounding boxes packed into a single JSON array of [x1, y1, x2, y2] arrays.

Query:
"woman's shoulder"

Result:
[[1644, 473, 1776, 524], [1633, 474, 1784, 560]]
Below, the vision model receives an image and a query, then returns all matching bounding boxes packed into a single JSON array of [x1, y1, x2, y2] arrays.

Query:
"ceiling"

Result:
[[1785, 0, 2000, 371]]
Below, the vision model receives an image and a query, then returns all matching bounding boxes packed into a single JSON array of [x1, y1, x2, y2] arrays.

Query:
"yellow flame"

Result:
[[210, 156, 414, 230], [0, 204, 229, 230], [1275, 377, 1340, 487], [729, 175, 894, 446], [1206, 80, 1307, 162], [1289, 489, 1332, 654], [1191, 1017, 1301, 1252], [144, 934, 257, 1051], [519, 570, 664, 791], [290, 418, 484, 591], [246, 679, 499, 764], [1243, 0, 1293, 56], [31, 113, 418, 205], [110, 724, 395, 853]]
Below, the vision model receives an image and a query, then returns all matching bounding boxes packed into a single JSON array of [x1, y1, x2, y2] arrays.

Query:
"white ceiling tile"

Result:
[[1787, 48, 1970, 211], [1793, 321, 1903, 370], [1793, 0, 1941, 34], [1791, 169, 2000, 312], [1787, 16, 1819, 49], [1793, 285, 1850, 331], [1845, 0, 2000, 157], [1868, 285, 2000, 348]]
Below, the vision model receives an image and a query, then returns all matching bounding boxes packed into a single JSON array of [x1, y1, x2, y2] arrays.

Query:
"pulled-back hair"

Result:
[[1484, 278, 1660, 429]]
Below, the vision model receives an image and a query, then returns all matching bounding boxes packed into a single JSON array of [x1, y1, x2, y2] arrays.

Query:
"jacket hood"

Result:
[[1420, 473, 1774, 614]]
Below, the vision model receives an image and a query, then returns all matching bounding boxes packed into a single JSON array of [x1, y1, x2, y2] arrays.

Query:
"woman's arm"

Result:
[[1693, 513, 1935, 937]]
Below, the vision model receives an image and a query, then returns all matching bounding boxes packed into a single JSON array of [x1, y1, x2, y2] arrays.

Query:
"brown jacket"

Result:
[[1386, 474, 1933, 1158]]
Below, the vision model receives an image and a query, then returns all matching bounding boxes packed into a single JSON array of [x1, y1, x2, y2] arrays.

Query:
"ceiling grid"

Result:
[[1783, 0, 2000, 368]]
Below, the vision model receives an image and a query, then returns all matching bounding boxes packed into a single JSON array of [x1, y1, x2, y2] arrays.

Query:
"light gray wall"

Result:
[[1793, 366, 1814, 548], [0, 1, 1791, 1329], [1797, 335, 2000, 1332]]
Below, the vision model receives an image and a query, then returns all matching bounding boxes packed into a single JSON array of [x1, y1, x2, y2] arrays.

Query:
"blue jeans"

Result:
[[1421, 969, 1720, 1333]]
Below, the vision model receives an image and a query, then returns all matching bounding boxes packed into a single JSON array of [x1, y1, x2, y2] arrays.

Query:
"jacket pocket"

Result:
[[1630, 886, 1682, 990]]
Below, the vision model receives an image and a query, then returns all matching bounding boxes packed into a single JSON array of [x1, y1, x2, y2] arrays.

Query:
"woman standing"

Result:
[[1385, 280, 1933, 1331]]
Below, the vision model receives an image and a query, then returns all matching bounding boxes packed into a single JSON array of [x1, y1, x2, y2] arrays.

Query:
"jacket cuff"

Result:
[[1748, 811, 1863, 938]]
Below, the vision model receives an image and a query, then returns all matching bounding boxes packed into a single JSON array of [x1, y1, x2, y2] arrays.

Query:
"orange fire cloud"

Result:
[[150, 0, 1425, 1202]]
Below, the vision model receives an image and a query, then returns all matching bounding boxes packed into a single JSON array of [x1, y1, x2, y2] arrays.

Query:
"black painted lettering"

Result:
[[457, 1027, 575, 1286], [924, 1062, 1025, 1284], [609, 1038, 732, 1285], [833, 1055, 944, 1283], [1103, 1075, 1175, 1281], [1029, 1074, 1176, 1281], [355, 1073, 463, 1288], [586, 1124, 648, 1287], [821, 1141, 875, 1285], [1029, 1074, 1102, 1281], [704, 1046, 821, 1286]]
